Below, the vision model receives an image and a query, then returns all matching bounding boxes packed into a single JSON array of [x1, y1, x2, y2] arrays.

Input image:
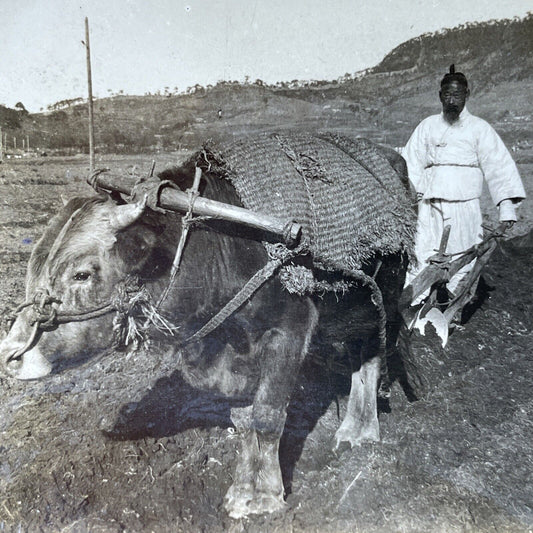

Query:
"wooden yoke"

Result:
[[89, 169, 302, 248]]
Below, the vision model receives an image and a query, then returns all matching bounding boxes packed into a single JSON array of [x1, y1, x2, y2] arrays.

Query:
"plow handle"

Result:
[[400, 222, 508, 311]]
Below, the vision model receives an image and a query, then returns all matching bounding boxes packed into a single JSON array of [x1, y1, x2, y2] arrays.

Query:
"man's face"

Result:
[[439, 81, 470, 123]]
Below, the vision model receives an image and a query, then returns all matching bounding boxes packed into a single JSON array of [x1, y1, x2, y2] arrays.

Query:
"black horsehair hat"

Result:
[[440, 64, 468, 88]]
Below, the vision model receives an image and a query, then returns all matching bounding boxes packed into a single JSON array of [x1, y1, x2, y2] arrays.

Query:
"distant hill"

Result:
[[275, 13, 532, 143], [1, 13, 531, 155], [371, 13, 532, 142], [374, 14, 532, 80]]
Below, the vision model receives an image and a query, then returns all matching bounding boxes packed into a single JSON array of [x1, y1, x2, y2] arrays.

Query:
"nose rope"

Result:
[[6, 289, 59, 363], [6, 278, 177, 364], [6, 286, 121, 363], [7, 323, 40, 363], [13, 289, 62, 328]]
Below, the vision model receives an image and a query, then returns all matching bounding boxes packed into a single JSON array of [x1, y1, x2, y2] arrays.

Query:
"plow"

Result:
[[400, 222, 509, 346]]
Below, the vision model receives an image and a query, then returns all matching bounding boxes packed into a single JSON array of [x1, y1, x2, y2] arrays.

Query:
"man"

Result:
[[402, 65, 526, 323]]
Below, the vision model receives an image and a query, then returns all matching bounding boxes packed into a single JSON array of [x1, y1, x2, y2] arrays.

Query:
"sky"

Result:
[[1, 0, 530, 112]]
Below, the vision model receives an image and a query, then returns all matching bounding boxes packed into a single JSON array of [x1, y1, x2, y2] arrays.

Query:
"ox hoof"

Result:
[[334, 420, 380, 450], [224, 485, 285, 519]]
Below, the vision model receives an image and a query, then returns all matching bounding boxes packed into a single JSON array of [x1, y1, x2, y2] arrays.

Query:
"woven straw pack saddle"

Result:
[[196, 132, 416, 295]]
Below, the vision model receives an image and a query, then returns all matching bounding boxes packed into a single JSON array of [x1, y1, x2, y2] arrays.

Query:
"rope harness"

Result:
[[7, 278, 153, 363], [155, 167, 202, 311], [183, 248, 299, 347]]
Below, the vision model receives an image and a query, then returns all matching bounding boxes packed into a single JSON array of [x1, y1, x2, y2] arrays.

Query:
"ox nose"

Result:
[[3, 348, 52, 380], [4, 348, 22, 365], [0, 343, 24, 378], [2, 318, 40, 359], [0, 336, 52, 380], [1, 335, 24, 364]]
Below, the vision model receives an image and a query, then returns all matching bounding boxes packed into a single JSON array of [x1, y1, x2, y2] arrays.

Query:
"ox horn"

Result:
[[108, 195, 147, 231]]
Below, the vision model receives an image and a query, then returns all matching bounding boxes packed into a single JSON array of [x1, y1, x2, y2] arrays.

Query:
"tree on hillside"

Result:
[[0, 105, 22, 129]]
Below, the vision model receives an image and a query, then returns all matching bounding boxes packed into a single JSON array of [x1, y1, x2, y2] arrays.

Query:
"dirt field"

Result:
[[0, 153, 532, 533]]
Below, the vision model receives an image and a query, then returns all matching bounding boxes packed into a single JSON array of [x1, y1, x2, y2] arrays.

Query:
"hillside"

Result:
[[274, 13, 532, 144], [1, 13, 531, 155], [374, 14, 532, 79]]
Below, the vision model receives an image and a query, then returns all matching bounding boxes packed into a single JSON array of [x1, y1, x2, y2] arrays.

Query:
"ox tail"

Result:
[[392, 319, 421, 402], [342, 268, 390, 399]]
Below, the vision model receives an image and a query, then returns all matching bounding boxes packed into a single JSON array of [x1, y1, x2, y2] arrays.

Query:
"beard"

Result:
[[443, 105, 461, 122]]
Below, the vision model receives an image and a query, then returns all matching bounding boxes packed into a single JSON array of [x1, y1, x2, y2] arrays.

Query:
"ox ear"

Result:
[[114, 221, 161, 274], [108, 196, 147, 233]]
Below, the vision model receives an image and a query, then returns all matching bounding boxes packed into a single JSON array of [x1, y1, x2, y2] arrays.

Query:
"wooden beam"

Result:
[[91, 171, 302, 246], [443, 239, 498, 322], [85, 17, 95, 172]]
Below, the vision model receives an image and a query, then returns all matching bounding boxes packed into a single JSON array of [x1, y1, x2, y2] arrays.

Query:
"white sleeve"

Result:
[[478, 122, 526, 206], [402, 121, 429, 194], [498, 199, 517, 222]]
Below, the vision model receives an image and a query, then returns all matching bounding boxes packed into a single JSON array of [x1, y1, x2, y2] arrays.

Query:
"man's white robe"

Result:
[[402, 107, 525, 299]]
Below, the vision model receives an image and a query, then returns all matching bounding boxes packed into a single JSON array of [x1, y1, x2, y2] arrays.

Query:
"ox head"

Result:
[[0, 195, 158, 380]]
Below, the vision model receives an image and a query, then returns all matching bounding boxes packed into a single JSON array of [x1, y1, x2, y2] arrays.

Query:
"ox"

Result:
[[0, 153, 409, 518]]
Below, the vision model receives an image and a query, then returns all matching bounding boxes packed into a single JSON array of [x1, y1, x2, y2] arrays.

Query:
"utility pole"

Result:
[[0, 127, 3, 162], [85, 17, 95, 171]]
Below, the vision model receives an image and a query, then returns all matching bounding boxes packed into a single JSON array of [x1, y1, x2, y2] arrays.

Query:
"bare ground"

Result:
[[0, 154, 532, 533]]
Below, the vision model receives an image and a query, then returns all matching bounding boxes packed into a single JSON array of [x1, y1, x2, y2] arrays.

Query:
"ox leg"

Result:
[[334, 340, 380, 449], [225, 314, 315, 518], [225, 426, 285, 519]]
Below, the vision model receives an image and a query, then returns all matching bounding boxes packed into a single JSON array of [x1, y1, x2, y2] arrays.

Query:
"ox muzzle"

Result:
[[2, 278, 178, 379]]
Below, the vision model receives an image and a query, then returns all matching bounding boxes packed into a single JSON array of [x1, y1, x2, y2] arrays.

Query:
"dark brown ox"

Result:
[[0, 160, 408, 518]]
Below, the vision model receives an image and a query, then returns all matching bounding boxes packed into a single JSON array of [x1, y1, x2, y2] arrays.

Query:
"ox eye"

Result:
[[73, 271, 91, 282]]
